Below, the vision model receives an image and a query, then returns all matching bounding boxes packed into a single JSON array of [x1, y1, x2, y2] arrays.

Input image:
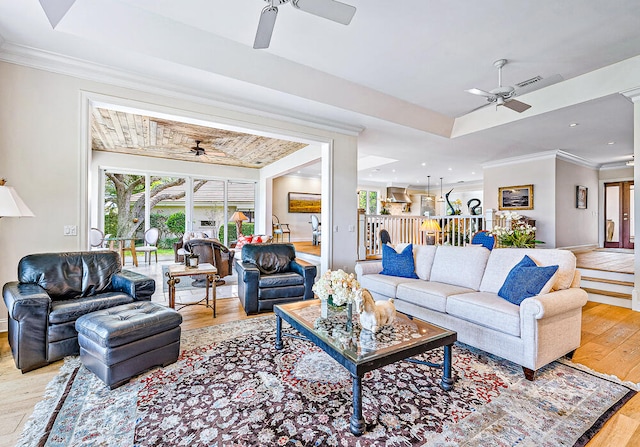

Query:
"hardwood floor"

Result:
[[1, 300, 640, 446]]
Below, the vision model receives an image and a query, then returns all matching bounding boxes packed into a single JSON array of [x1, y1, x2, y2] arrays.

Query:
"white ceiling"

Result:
[[1, 0, 638, 189]]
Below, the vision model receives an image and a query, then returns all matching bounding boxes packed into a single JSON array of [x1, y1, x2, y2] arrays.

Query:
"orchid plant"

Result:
[[491, 211, 543, 248]]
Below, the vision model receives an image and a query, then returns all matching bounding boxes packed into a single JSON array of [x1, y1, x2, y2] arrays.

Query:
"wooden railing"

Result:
[[357, 211, 486, 259]]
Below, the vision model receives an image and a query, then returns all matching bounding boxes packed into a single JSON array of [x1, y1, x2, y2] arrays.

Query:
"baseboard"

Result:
[[0, 318, 7, 333]]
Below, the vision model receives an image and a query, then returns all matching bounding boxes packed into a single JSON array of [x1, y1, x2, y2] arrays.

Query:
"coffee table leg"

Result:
[[440, 344, 454, 391], [275, 315, 283, 350], [165, 272, 176, 309], [350, 374, 366, 436]]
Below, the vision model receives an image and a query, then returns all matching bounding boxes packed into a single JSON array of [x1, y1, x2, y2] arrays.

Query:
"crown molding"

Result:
[[0, 42, 364, 136], [621, 88, 640, 102], [482, 149, 599, 170]]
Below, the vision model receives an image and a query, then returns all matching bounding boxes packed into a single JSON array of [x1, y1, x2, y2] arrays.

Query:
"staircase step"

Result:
[[582, 287, 632, 300]]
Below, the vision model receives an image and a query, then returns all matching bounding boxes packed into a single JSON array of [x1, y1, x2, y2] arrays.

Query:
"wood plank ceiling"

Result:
[[91, 108, 308, 168]]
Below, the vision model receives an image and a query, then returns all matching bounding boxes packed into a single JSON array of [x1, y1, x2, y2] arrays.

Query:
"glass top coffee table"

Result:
[[274, 300, 457, 436]]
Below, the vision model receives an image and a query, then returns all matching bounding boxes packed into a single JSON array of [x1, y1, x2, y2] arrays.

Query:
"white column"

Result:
[[622, 88, 640, 312]]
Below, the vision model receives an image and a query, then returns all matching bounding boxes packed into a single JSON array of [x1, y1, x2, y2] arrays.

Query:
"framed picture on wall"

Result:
[[576, 185, 588, 209], [288, 192, 321, 213], [498, 184, 534, 210]]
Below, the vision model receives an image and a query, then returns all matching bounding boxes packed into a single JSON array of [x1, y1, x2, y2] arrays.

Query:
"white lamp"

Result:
[[0, 179, 34, 218]]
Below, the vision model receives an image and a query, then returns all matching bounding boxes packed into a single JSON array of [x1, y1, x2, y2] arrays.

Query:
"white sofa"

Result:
[[355, 245, 588, 380]]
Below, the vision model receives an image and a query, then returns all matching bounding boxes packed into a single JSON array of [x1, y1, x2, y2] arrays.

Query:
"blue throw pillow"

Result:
[[498, 255, 559, 305], [381, 243, 419, 279]]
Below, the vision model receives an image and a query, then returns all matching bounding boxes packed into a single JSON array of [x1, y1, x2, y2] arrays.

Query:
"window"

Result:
[[358, 190, 379, 214]]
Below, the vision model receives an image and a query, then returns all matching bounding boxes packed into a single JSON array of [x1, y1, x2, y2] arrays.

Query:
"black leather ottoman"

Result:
[[75, 301, 182, 389]]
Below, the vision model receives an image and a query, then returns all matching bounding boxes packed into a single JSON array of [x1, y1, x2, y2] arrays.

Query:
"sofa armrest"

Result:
[[111, 270, 155, 301], [290, 260, 318, 300], [3, 282, 51, 372], [355, 260, 383, 279], [520, 287, 588, 320]]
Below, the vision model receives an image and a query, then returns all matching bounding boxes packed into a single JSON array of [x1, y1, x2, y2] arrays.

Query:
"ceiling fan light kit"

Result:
[[254, 0, 356, 49]]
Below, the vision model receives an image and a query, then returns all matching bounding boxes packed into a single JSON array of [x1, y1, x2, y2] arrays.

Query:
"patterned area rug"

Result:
[[17, 317, 636, 447]]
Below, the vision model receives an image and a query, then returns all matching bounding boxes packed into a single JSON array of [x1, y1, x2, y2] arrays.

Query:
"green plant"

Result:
[[159, 237, 179, 249], [224, 222, 255, 240], [491, 212, 544, 248], [166, 212, 185, 236]]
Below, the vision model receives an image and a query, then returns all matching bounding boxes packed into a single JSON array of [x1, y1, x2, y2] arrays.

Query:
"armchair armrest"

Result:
[[235, 261, 261, 314], [3, 282, 51, 371], [290, 260, 318, 300], [520, 288, 588, 320], [111, 270, 155, 301]]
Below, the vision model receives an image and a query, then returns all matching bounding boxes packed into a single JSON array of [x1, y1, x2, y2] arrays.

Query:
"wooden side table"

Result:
[[165, 263, 219, 317]]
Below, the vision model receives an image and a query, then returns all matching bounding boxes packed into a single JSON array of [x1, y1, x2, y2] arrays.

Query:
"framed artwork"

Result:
[[288, 192, 321, 213], [576, 185, 588, 209], [498, 184, 534, 210]]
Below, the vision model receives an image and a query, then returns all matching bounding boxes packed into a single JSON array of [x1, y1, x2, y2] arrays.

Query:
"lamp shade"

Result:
[[230, 211, 249, 222], [420, 219, 441, 232], [0, 183, 35, 217]]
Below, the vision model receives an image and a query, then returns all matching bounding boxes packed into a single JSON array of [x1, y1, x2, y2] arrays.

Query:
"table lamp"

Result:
[[420, 219, 441, 245], [0, 179, 35, 218], [230, 211, 249, 237]]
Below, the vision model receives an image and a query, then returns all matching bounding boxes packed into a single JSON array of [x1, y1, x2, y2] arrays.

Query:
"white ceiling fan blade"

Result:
[[292, 0, 356, 25], [465, 88, 495, 98], [503, 99, 532, 113], [38, 0, 76, 29], [254, 6, 278, 49]]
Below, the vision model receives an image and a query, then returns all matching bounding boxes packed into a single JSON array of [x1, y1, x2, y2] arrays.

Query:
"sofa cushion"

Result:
[[413, 245, 437, 280], [446, 292, 521, 337], [429, 246, 490, 290], [49, 292, 134, 324], [359, 273, 414, 299], [480, 248, 576, 293], [396, 281, 475, 313], [381, 244, 419, 279], [498, 256, 559, 305]]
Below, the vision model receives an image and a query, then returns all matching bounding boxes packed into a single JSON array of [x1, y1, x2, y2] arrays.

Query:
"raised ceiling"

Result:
[[1, 1, 639, 187], [91, 108, 307, 168]]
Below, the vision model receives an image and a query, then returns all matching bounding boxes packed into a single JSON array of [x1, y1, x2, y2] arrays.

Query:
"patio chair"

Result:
[[89, 227, 105, 250], [272, 214, 291, 242], [136, 227, 160, 264]]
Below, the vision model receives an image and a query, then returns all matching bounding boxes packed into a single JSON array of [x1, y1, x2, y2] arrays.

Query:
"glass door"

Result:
[[604, 181, 634, 249]]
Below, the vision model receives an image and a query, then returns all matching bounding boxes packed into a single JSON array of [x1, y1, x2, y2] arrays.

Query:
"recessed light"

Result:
[[392, 169, 396, 173], [448, 167, 452, 171], [471, 171, 476, 175], [608, 141, 615, 145], [421, 162, 426, 166], [297, 170, 301, 174], [569, 123, 579, 127]]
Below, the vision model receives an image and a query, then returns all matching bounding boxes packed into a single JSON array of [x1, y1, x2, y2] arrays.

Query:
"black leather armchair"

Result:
[[2, 251, 155, 373], [235, 243, 317, 314]]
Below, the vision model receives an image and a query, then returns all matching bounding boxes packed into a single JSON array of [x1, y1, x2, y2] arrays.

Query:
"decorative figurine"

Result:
[[356, 288, 396, 333]]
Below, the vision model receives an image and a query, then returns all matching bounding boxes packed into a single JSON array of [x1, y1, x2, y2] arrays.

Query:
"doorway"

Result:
[[604, 181, 634, 249]]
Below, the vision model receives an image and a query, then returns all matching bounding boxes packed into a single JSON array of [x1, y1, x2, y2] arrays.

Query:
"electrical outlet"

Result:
[[64, 225, 77, 236], [334, 225, 339, 232], [348, 225, 355, 232]]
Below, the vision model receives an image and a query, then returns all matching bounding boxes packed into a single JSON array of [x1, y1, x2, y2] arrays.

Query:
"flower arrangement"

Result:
[[491, 211, 543, 248], [312, 269, 361, 306], [448, 199, 463, 215]]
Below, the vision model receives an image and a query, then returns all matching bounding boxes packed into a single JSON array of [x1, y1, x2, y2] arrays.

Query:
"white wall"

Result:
[[273, 176, 321, 241], [555, 159, 599, 248], [0, 61, 359, 330], [484, 156, 557, 247]]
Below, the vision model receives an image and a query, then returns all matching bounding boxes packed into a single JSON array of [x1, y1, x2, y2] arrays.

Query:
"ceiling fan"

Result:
[[465, 59, 534, 113], [190, 141, 225, 157], [254, 0, 356, 49]]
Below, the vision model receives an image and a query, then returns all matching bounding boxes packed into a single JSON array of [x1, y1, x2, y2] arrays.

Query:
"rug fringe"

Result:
[[557, 357, 639, 391]]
